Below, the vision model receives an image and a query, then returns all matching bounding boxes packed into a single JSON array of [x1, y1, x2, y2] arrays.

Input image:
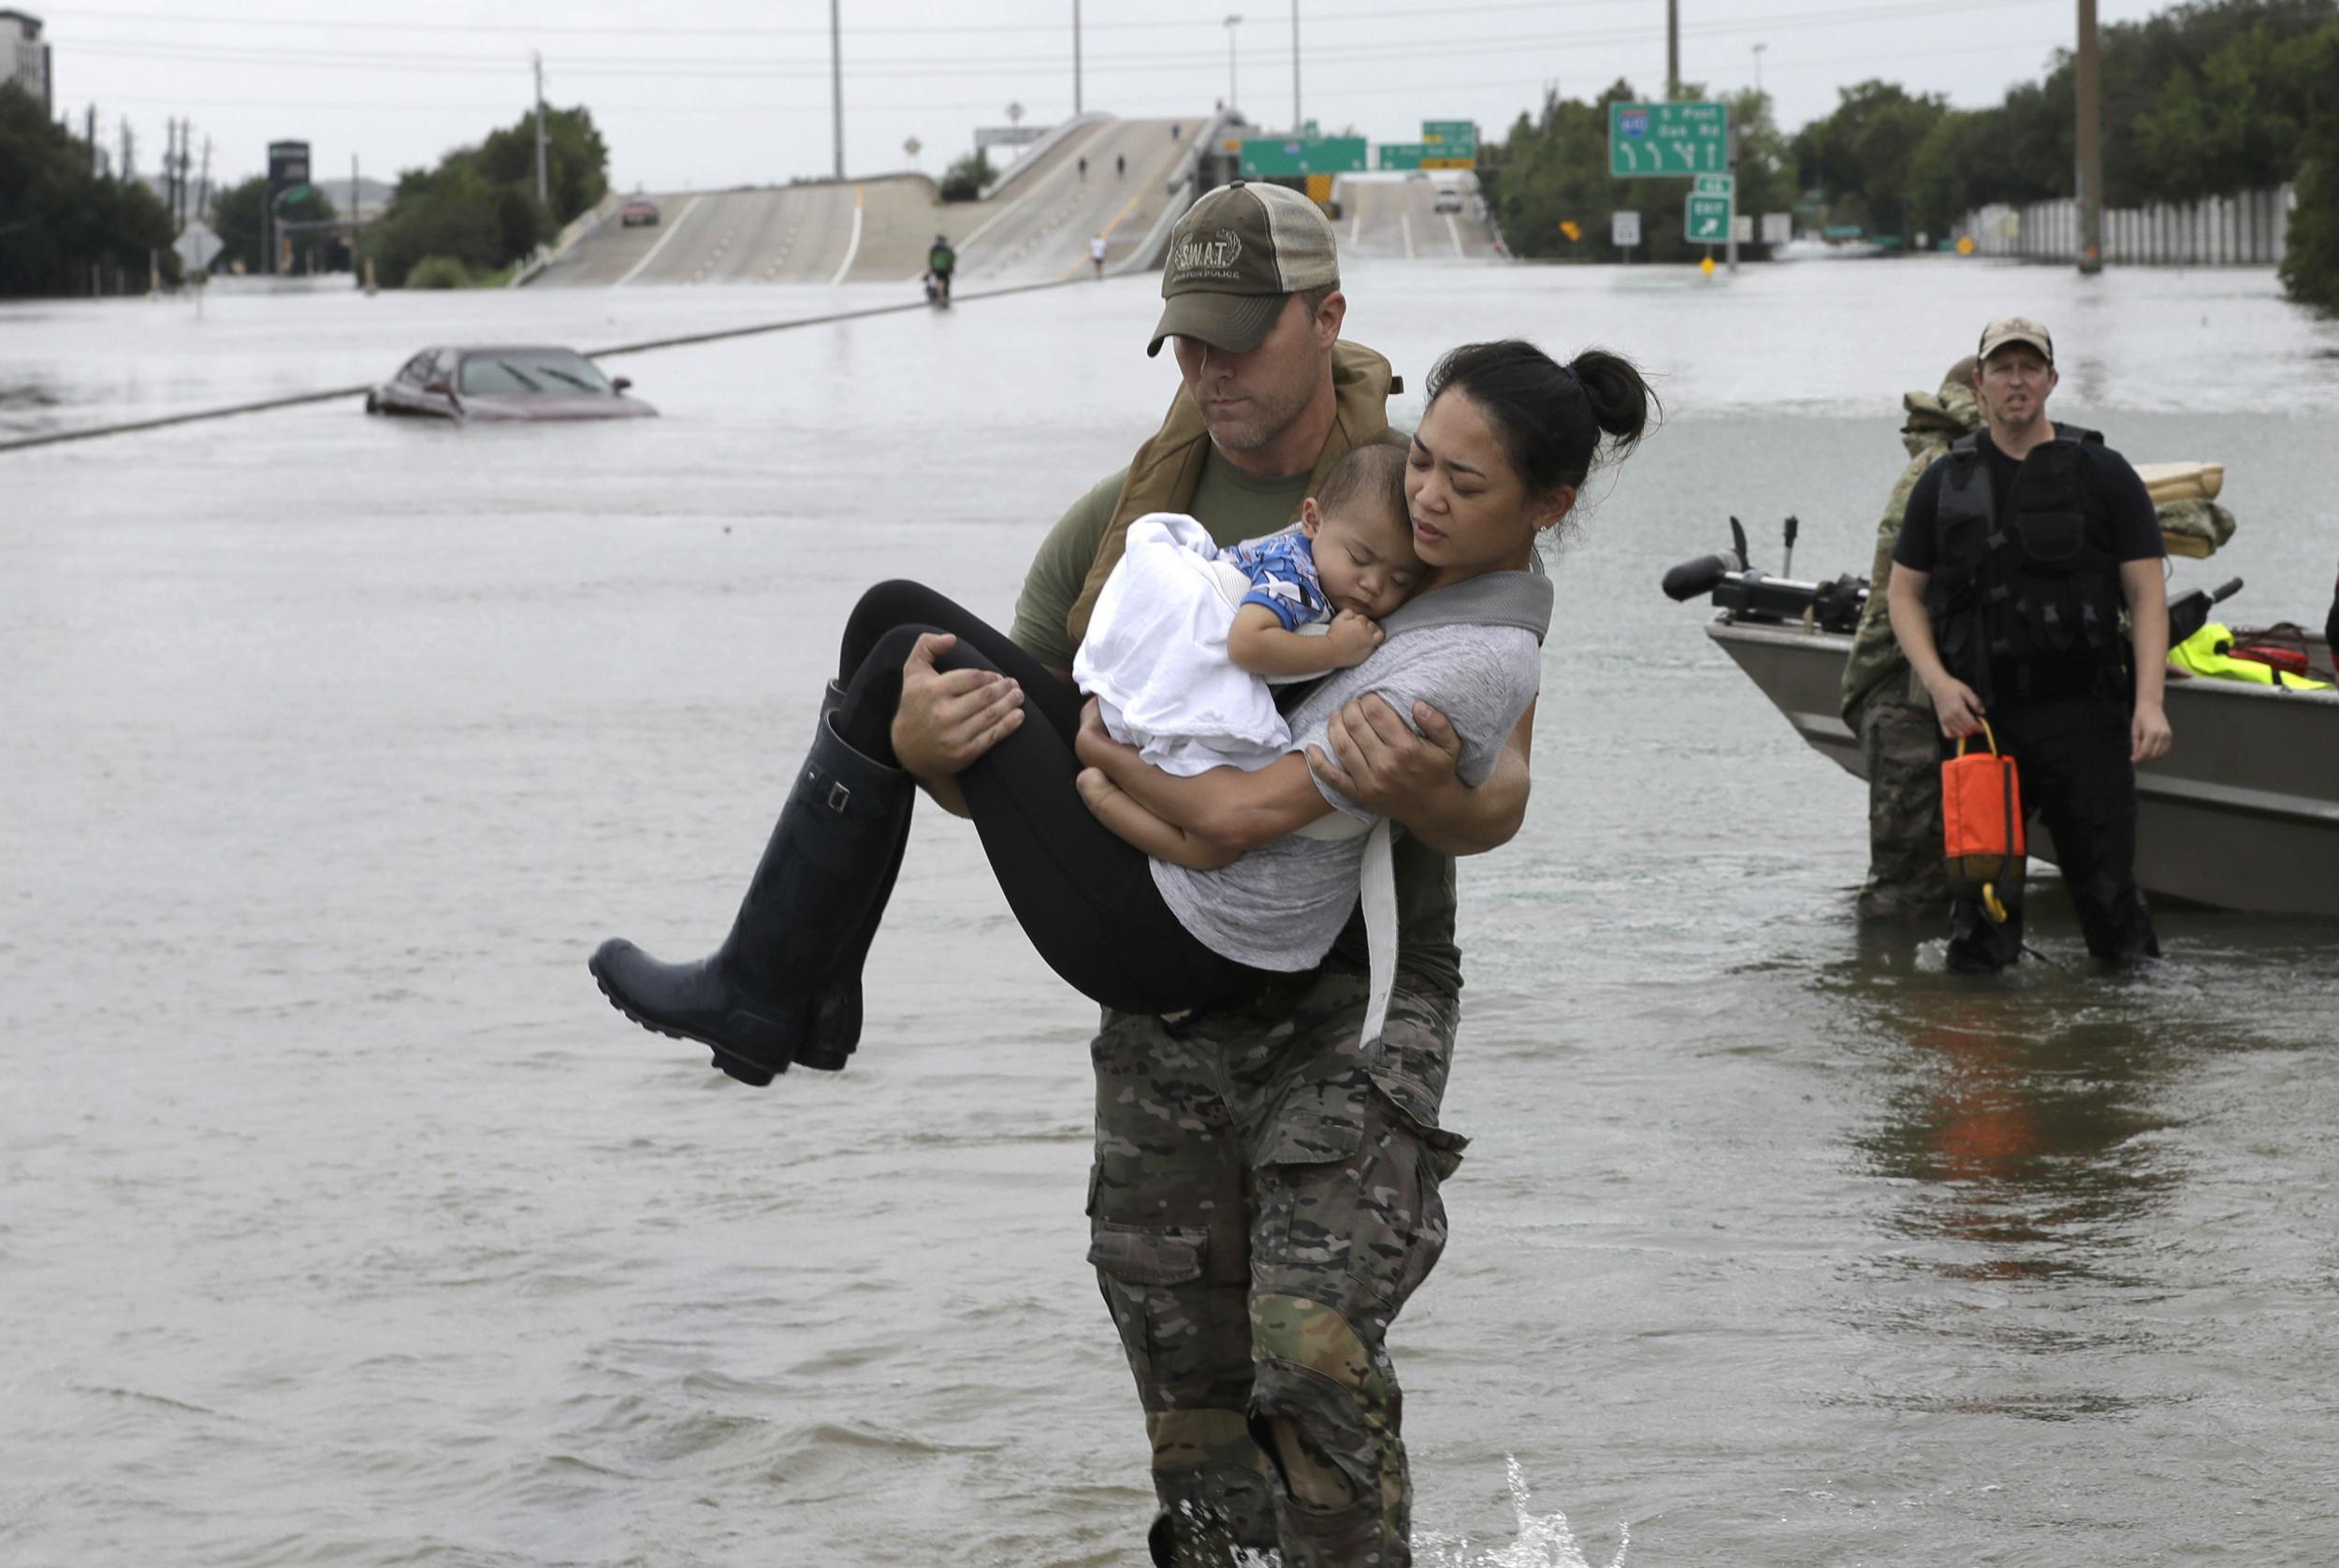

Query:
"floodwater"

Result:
[[5, 261, 2338, 1568]]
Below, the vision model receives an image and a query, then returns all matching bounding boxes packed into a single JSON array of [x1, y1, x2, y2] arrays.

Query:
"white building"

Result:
[[2, 9, 49, 112]]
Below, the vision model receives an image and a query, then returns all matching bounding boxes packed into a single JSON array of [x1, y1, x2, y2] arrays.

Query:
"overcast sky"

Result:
[[36, 0, 2179, 196]]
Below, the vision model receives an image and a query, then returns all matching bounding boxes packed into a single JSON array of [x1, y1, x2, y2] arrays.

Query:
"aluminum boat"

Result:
[[1704, 612, 2339, 916]]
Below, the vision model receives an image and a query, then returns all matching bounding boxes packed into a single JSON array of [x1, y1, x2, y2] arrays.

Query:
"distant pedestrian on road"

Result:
[[1089, 233, 1108, 277], [923, 233, 956, 305], [1078, 155, 1088, 181], [1171, 122, 1183, 140], [1116, 153, 1126, 179]]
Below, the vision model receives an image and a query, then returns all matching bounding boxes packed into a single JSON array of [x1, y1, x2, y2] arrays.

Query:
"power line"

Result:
[[89, 36, 2081, 123], [57, 0, 1647, 38], [59, 0, 2049, 81]]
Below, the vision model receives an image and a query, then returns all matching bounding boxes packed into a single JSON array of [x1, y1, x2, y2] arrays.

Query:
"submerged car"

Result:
[[1432, 184, 1464, 213], [619, 197, 660, 227], [364, 346, 657, 422]]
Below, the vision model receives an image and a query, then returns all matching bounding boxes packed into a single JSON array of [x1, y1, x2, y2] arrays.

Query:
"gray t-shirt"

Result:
[[1150, 622, 1542, 971]]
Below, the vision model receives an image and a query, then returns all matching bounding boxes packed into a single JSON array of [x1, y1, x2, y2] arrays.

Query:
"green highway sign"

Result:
[[1385, 119, 1477, 170], [1242, 136, 1368, 178], [1685, 192, 1733, 243], [1609, 101, 1729, 177], [1693, 173, 1734, 198], [1421, 120, 1478, 156]]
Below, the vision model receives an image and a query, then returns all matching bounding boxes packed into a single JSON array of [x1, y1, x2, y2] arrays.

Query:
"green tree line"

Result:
[[1794, 0, 2334, 241], [207, 174, 338, 275], [0, 83, 179, 297], [1480, 81, 1793, 263], [1479, 0, 2338, 308], [362, 105, 610, 287]]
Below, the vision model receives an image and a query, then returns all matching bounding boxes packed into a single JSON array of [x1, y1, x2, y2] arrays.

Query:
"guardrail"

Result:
[[513, 190, 620, 287], [980, 110, 1109, 202], [1109, 108, 1240, 277]]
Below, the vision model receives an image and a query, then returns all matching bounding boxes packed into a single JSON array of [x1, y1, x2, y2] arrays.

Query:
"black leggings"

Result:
[[831, 580, 1274, 1016]]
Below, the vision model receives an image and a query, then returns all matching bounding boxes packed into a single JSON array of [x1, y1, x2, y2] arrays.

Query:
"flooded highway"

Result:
[[4, 257, 2337, 1566]]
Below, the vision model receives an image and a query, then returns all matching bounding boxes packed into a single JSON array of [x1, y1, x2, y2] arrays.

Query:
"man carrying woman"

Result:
[[592, 182, 1656, 1567]]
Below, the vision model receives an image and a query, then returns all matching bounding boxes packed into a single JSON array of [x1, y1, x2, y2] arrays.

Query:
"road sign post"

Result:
[[1608, 101, 1728, 177], [1611, 210, 1640, 263], [1693, 172, 1739, 271]]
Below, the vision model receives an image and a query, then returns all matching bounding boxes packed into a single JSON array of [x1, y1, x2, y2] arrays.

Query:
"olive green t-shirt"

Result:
[[1009, 450, 1468, 996]]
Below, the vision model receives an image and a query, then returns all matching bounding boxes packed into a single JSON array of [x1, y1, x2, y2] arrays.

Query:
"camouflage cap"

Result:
[[1977, 315, 2054, 365], [1147, 181, 1341, 358]]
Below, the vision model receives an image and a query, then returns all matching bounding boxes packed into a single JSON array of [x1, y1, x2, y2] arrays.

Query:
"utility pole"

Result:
[[1666, 0, 1679, 98], [830, 0, 844, 181], [1072, 0, 1082, 115], [1224, 14, 1241, 110], [197, 136, 211, 221], [1291, 0, 1300, 133], [120, 119, 134, 182], [533, 51, 549, 207], [85, 104, 96, 175], [2074, 0, 2103, 274]]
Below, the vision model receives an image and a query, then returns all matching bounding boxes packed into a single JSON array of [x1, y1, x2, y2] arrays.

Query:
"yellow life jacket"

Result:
[[2168, 622, 2332, 690]]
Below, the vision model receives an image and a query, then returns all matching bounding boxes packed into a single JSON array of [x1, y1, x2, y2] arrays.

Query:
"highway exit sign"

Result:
[[1242, 136, 1367, 178], [1685, 192, 1733, 243], [1609, 101, 1729, 177]]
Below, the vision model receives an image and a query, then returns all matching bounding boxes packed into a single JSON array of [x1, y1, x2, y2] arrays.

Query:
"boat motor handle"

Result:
[[1662, 553, 1743, 602]]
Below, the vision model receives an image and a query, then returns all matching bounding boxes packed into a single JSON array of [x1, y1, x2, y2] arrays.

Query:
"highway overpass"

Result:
[[531, 118, 1504, 291], [533, 114, 1205, 290]]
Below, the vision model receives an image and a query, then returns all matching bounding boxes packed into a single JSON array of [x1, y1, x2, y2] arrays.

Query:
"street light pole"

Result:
[[1072, 0, 1082, 116], [1752, 42, 1765, 94], [830, 0, 845, 181], [1224, 15, 1241, 111]]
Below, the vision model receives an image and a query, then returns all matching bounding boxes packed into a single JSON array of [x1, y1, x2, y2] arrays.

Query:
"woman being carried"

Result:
[[588, 340, 1653, 1085]]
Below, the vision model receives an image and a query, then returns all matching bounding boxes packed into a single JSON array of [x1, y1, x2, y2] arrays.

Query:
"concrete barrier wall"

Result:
[[1109, 108, 1239, 276], [1958, 184, 2295, 265]]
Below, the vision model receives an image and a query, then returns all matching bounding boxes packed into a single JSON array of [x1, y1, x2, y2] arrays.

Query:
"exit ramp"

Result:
[[531, 115, 1201, 290]]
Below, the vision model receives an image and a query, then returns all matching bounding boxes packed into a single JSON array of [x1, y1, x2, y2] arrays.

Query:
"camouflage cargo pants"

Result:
[[1855, 669, 1950, 920], [1087, 964, 1465, 1568]]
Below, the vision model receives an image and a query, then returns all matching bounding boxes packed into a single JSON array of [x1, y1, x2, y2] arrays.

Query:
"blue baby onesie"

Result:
[[1222, 530, 1329, 632]]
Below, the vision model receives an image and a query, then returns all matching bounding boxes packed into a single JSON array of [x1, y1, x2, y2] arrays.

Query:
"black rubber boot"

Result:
[[792, 682, 914, 1072], [589, 709, 912, 1086]]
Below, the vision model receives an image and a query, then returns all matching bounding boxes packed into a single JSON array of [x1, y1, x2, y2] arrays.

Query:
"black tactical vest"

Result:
[[1925, 425, 2128, 698]]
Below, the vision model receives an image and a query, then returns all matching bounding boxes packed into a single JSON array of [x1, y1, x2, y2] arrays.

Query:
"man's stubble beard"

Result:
[[1198, 349, 1324, 454]]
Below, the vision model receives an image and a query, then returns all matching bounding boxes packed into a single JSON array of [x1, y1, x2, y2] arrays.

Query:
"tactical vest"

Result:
[[1064, 339, 1403, 647], [1925, 425, 2127, 699]]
